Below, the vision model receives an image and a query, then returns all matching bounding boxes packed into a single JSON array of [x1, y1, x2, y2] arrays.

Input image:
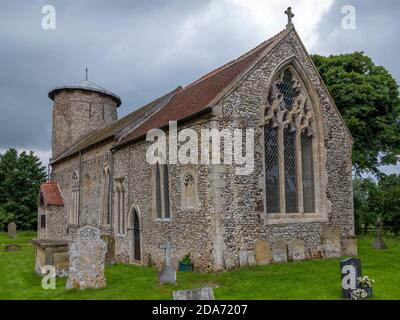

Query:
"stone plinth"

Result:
[[31, 239, 70, 277]]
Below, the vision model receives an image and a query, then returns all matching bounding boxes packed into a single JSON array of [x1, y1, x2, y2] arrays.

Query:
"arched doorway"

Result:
[[128, 206, 142, 263]]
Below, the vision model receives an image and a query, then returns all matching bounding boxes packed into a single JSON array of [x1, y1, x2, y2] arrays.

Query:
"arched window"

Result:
[[182, 172, 196, 209], [155, 164, 162, 218], [162, 164, 170, 219], [102, 165, 111, 225], [71, 171, 79, 224], [153, 162, 171, 219], [264, 66, 316, 214], [116, 181, 125, 234]]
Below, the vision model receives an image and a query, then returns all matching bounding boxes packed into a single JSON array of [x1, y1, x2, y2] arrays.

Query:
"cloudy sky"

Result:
[[0, 0, 398, 173]]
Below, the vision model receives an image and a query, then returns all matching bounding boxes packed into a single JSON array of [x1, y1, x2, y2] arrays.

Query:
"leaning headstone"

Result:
[[321, 226, 341, 258], [271, 240, 288, 263], [340, 258, 363, 299], [254, 240, 272, 265], [7, 222, 17, 238], [66, 226, 107, 290], [290, 239, 306, 261], [159, 241, 176, 284], [4, 244, 21, 252], [173, 287, 215, 300]]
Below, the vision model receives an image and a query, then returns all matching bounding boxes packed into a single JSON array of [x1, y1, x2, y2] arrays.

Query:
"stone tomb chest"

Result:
[[31, 239, 70, 277]]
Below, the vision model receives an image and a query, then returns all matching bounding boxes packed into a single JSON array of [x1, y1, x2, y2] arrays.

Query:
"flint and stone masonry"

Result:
[[36, 22, 355, 273]]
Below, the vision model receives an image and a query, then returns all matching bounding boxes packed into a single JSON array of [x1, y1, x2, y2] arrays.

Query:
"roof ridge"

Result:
[[184, 28, 287, 90], [51, 86, 183, 164]]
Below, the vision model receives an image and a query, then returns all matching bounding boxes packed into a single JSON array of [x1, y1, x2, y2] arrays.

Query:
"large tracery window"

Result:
[[264, 66, 316, 215]]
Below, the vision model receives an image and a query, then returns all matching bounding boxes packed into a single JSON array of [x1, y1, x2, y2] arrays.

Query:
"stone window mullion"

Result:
[[296, 129, 304, 213]]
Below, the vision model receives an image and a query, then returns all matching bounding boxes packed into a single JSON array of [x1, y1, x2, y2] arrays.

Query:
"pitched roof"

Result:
[[51, 86, 182, 163], [51, 27, 291, 162], [40, 181, 64, 206], [116, 27, 290, 146]]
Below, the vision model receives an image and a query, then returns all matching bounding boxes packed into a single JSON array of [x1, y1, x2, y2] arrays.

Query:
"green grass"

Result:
[[0, 232, 399, 300]]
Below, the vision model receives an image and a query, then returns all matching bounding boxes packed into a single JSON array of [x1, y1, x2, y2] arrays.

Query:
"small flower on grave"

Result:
[[357, 275, 375, 289], [350, 275, 375, 300]]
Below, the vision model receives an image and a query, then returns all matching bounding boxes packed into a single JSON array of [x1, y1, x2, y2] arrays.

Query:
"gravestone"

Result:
[[159, 241, 176, 284], [7, 222, 17, 238], [271, 240, 288, 263], [4, 244, 21, 252], [254, 240, 272, 265], [321, 226, 341, 258], [247, 251, 256, 266], [340, 258, 362, 299], [173, 287, 215, 300], [341, 238, 358, 256], [308, 246, 324, 259], [372, 217, 387, 250], [66, 226, 107, 290], [290, 239, 306, 261], [239, 251, 248, 267], [100, 234, 115, 264]]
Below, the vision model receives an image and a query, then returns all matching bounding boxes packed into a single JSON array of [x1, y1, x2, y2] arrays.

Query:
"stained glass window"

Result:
[[264, 126, 280, 213], [264, 67, 316, 215], [284, 127, 298, 213], [301, 130, 315, 213]]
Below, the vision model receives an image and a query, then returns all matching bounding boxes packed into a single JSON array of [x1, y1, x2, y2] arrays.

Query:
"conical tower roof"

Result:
[[49, 79, 121, 107]]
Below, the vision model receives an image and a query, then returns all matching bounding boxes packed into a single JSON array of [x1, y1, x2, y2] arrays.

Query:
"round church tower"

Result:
[[49, 79, 121, 159]]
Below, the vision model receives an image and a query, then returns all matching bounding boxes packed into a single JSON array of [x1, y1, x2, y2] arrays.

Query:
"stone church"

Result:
[[35, 10, 355, 273]]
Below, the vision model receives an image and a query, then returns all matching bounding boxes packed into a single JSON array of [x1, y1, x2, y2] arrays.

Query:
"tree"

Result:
[[312, 52, 400, 176], [353, 177, 382, 234], [378, 174, 400, 235], [0, 149, 47, 231]]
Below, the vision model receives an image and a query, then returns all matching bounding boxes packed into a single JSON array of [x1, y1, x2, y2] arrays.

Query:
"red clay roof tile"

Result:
[[117, 28, 289, 146], [40, 181, 64, 206]]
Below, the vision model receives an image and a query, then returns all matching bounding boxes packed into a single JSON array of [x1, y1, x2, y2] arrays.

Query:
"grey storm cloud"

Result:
[[315, 0, 400, 82], [0, 0, 399, 174]]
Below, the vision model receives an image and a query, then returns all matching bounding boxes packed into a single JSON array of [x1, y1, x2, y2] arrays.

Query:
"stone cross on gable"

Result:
[[285, 7, 295, 28], [160, 241, 175, 266]]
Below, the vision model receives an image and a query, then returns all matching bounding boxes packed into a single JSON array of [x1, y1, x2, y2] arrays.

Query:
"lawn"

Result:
[[0, 232, 399, 300]]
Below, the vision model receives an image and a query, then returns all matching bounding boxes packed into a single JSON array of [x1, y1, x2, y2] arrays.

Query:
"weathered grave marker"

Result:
[[7, 222, 17, 238], [66, 225, 107, 290], [159, 241, 176, 284], [254, 240, 272, 265], [290, 238, 306, 261], [272, 240, 288, 263], [4, 244, 21, 252], [322, 226, 341, 258], [173, 287, 215, 300]]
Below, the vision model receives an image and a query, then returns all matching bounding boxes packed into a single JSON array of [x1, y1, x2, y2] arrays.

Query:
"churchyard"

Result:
[[0, 231, 399, 300]]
